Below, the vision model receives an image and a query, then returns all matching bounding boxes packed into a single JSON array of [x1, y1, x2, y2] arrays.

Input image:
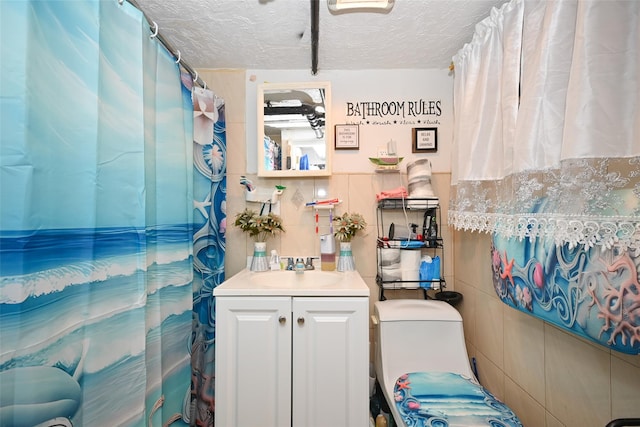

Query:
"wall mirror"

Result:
[[257, 81, 332, 177]]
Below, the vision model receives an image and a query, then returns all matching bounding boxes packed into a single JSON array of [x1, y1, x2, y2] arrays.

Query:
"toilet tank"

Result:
[[374, 299, 475, 389]]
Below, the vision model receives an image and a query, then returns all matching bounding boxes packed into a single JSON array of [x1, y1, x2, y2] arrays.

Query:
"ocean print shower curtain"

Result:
[[0, 1, 226, 425], [189, 85, 227, 426]]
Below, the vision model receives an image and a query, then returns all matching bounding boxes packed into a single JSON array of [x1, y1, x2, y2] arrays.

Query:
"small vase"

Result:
[[337, 241, 356, 272], [250, 241, 269, 272]]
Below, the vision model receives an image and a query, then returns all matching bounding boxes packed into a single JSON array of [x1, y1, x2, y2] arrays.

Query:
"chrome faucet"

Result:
[[284, 256, 316, 271]]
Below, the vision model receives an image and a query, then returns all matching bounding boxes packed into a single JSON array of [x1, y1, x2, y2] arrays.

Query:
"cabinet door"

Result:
[[215, 297, 291, 427], [292, 297, 368, 427]]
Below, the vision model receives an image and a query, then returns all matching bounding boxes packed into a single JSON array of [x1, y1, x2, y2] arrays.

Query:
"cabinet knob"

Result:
[[297, 317, 305, 325], [279, 316, 286, 324]]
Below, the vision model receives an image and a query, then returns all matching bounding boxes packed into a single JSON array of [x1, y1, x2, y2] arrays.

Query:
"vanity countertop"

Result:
[[213, 268, 370, 297]]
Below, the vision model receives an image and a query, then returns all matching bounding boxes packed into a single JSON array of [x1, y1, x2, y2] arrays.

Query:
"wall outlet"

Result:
[[377, 148, 388, 157]]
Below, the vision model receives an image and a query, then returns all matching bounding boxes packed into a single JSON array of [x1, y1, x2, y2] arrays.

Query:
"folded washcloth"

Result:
[[376, 186, 409, 201]]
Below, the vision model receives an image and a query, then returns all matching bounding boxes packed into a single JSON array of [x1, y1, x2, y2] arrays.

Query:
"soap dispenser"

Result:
[[319, 234, 336, 271]]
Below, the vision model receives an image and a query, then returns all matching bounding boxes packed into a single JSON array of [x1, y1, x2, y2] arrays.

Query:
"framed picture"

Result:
[[334, 124, 359, 150], [412, 127, 438, 153]]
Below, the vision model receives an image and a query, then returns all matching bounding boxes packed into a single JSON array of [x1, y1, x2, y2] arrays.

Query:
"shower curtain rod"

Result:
[[125, 0, 207, 89]]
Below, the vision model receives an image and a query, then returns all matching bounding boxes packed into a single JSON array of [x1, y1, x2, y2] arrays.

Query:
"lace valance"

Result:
[[450, 157, 640, 253]]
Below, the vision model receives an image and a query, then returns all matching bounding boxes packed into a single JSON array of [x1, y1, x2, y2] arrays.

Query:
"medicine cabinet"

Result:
[[257, 82, 332, 177]]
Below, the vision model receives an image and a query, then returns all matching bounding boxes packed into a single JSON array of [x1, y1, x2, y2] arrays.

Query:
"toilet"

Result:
[[373, 299, 523, 427]]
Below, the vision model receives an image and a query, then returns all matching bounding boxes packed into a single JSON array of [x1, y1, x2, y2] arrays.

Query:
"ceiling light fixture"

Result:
[[327, 0, 394, 12]]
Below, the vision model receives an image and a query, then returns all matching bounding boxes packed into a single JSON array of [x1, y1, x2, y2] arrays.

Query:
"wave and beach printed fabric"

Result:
[[393, 372, 523, 427], [491, 234, 640, 355], [0, 1, 207, 426], [188, 84, 227, 426]]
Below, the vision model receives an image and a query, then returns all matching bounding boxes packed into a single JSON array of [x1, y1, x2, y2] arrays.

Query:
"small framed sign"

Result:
[[412, 127, 438, 153], [335, 124, 359, 150]]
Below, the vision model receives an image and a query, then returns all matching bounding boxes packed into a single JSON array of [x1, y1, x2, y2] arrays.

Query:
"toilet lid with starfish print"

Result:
[[393, 372, 523, 427]]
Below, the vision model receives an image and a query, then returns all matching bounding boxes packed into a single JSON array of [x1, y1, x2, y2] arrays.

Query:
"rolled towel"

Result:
[[376, 186, 409, 201]]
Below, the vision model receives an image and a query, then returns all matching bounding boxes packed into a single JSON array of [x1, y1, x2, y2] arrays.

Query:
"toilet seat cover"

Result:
[[393, 371, 523, 427]]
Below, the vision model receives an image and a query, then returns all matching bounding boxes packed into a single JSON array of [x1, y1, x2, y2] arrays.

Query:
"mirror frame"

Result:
[[257, 81, 332, 177]]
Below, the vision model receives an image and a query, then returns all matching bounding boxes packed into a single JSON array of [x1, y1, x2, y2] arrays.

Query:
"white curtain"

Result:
[[450, 0, 640, 252]]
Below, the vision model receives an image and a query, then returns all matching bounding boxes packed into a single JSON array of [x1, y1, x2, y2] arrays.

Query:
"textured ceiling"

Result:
[[134, 0, 506, 71]]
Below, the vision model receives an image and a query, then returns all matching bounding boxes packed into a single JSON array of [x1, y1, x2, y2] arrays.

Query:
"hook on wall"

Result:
[[150, 21, 158, 39]]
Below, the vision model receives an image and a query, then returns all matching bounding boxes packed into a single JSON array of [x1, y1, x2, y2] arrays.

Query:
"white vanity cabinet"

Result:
[[214, 269, 369, 427]]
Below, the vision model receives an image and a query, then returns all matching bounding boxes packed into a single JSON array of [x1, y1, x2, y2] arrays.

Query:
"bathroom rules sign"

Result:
[[344, 99, 442, 127]]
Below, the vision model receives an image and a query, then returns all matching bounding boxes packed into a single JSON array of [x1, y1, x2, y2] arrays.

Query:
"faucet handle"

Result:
[[286, 257, 295, 270], [305, 257, 317, 270]]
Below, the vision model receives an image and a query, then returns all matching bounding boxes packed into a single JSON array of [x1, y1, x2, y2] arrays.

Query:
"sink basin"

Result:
[[214, 268, 370, 297], [247, 270, 344, 287]]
